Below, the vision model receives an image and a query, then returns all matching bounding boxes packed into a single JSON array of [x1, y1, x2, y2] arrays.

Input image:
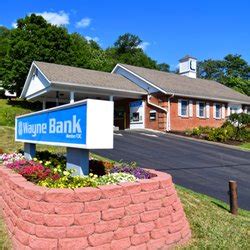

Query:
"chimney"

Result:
[[179, 55, 197, 78]]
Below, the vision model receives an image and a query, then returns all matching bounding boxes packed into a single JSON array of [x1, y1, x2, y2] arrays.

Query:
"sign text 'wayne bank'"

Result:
[[15, 103, 87, 146]]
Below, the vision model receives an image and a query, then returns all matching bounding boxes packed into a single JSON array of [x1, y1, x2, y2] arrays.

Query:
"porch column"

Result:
[[56, 91, 59, 106], [70, 91, 75, 104], [109, 95, 114, 101], [42, 99, 46, 110]]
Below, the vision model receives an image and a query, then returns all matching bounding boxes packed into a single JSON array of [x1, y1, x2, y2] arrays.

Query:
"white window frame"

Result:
[[178, 99, 189, 117], [196, 101, 206, 118], [214, 103, 222, 119], [189, 100, 193, 117], [206, 103, 210, 118], [149, 110, 157, 121]]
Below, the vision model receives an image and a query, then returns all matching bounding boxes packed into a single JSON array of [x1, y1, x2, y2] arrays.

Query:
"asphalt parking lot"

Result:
[[94, 130, 250, 210]]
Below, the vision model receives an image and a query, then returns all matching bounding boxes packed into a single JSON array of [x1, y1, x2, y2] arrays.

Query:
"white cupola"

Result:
[[179, 55, 197, 79]]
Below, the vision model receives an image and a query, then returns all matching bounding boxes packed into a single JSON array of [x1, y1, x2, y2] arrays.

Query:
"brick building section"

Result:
[[144, 94, 168, 131], [0, 165, 191, 250], [170, 97, 226, 131]]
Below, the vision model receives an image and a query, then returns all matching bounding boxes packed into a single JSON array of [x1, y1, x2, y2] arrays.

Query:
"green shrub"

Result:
[[188, 114, 250, 143], [228, 113, 250, 128], [208, 127, 231, 142], [192, 127, 202, 136]]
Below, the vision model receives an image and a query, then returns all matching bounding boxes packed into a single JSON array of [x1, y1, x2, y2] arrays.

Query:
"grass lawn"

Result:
[[0, 99, 40, 127], [0, 126, 66, 154], [0, 216, 11, 249], [176, 186, 250, 249], [240, 142, 250, 150]]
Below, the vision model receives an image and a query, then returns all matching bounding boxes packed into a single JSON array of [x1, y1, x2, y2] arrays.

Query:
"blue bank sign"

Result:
[[16, 102, 87, 147], [15, 99, 114, 149]]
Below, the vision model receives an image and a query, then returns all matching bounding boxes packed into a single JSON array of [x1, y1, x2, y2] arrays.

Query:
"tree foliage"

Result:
[[198, 54, 250, 95], [0, 15, 168, 95]]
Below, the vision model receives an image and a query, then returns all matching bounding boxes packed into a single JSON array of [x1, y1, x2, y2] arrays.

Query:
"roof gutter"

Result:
[[52, 81, 146, 95]]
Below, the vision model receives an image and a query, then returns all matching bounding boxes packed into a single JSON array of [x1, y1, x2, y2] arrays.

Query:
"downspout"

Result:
[[166, 94, 175, 132], [147, 94, 168, 131], [147, 93, 175, 132], [147, 94, 167, 113]]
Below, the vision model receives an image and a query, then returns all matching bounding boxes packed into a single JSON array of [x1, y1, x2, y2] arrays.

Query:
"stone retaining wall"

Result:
[[0, 165, 191, 249]]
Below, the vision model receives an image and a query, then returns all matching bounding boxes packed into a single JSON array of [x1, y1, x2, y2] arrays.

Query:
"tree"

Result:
[[0, 14, 72, 94], [0, 17, 169, 95], [0, 26, 10, 59], [157, 63, 170, 72], [114, 33, 142, 53], [106, 33, 161, 70], [198, 54, 250, 96]]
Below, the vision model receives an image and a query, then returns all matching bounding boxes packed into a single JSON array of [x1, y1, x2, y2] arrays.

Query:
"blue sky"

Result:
[[1, 0, 250, 69]]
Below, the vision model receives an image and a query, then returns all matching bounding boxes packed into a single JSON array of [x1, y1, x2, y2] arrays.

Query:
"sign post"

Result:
[[15, 99, 114, 175], [24, 143, 36, 160]]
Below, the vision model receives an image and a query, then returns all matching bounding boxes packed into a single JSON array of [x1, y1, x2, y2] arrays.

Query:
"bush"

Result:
[[110, 162, 156, 179], [187, 113, 250, 143], [1, 152, 141, 188], [228, 113, 250, 128], [4, 159, 61, 183], [207, 127, 231, 142], [38, 173, 136, 188], [89, 159, 115, 176]]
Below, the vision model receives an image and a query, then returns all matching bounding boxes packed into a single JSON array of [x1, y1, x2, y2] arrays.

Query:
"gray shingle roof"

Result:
[[34, 61, 146, 94], [119, 64, 250, 104]]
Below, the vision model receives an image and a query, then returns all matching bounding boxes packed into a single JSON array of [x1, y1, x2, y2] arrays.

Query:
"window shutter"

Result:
[[213, 104, 216, 118], [206, 103, 210, 118], [196, 102, 199, 117], [222, 104, 225, 119], [189, 100, 193, 117], [178, 100, 181, 116]]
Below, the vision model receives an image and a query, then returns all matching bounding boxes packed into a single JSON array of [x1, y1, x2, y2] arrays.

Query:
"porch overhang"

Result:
[[21, 62, 146, 103]]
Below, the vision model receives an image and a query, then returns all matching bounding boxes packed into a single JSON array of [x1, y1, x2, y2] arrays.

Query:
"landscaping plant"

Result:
[[186, 113, 250, 143], [110, 161, 156, 179], [0, 151, 152, 188]]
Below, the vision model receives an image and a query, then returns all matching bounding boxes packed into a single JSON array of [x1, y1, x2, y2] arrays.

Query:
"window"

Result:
[[229, 105, 242, 115], [149, 110, 156, 120], [198, 102, 206, 118], [131, 112, 139, 122], [180, 100, 188, 117], [215, 104, 221, 119]]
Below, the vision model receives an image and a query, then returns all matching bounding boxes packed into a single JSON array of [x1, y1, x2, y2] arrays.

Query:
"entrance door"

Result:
[[129, 100, 144, 129], [114, 107, 126, 130]]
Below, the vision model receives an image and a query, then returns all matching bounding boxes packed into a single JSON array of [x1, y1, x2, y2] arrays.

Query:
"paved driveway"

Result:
[[94, 130, 250, 210]]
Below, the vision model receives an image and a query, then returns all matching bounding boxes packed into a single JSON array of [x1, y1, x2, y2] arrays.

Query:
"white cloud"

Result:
[[85, 36, 99, 43], [138, 41, 150, 51], [11, 22, 17, 28], [34, 11, 69, 26], [76, 18, 91, 28]]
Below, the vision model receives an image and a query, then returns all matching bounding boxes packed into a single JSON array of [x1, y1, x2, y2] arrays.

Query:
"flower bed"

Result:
[[0, 152, 152, 188], [0, 165, 191, 249]]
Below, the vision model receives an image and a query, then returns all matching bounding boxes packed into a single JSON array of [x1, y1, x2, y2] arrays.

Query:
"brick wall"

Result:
[[144, 94, 167, 131], [170, 97, 226, 131], [143, 95, 227, 132], [0, 165, 191, 250]]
